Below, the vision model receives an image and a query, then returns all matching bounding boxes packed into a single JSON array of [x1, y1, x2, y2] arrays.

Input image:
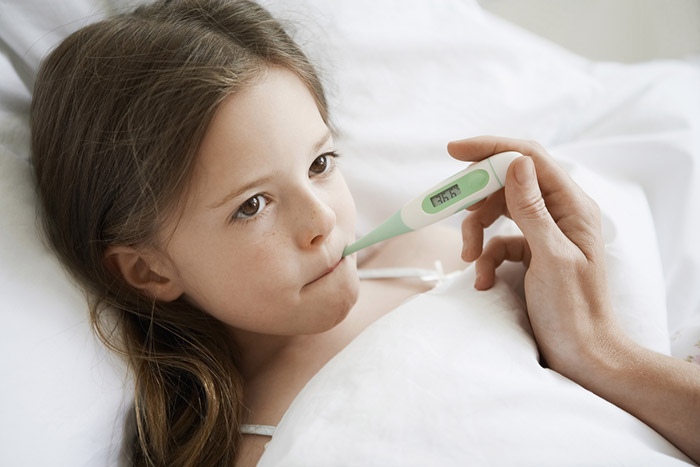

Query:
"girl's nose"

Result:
[[296, 188, 336, 248]]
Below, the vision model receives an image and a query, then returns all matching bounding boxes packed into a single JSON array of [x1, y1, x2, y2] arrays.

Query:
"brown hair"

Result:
[[30, 0, 328, 464]]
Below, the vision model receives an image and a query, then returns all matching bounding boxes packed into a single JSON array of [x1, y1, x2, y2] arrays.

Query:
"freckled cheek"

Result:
[[186, 232, 284, 285], [254, 233, 279, 263], [238, 230, 295, 283]]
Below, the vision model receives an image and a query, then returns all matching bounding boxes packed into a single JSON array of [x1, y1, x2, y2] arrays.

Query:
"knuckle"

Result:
[[517, 192, 548, 220], [587, 197, 602, 219], [484, 235, 505, 250], [525, 140, 546, 155], [576, 196, 602, 232]]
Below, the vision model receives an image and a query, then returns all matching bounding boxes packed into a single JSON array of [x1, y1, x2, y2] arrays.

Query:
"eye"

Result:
[[232, 194, 267, 221], [309, 151, 339, 176]]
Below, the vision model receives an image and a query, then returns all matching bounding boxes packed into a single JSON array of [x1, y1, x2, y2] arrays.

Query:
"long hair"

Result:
[[30, 0, 328, 464]]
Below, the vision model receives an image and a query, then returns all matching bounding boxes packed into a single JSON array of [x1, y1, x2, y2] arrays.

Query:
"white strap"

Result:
[[359, 261, 447, 283], [240, 424, 276, 437]]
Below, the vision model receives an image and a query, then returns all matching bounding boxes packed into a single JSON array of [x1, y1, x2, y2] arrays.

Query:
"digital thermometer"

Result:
[[342, 151, 522, 257]]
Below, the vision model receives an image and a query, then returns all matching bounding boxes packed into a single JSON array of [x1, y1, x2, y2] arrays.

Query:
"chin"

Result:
[[332, 290, 358, 327], [319, 273, 360, 332], [337, 272, 361, 321]]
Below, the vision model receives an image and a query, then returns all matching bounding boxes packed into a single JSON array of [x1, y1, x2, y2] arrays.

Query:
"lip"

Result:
[[307, 256, 344, 285]]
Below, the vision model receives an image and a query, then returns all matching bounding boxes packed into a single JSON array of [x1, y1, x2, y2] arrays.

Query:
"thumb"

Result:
[[505, 156, 566, 255]]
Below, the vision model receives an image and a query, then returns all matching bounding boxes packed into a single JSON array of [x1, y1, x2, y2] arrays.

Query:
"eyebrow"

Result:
[[207, 173, 275, 210], [313, 129, 333, 154], [207, 130, 333, 210]]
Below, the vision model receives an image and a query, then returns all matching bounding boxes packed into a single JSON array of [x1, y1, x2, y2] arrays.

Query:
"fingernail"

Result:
[[515, 157, 534, 185]]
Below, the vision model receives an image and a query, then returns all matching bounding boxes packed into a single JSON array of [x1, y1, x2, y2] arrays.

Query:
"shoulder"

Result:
[[359, 223, 465, 272], [352, 224, 466, 320]]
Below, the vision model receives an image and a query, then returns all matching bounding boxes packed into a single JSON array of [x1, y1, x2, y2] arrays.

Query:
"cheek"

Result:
[[218, 230, 291, 286], [250, 230, 292, 278], [177, 233, 296, 321], [170, 225, 291, 297]]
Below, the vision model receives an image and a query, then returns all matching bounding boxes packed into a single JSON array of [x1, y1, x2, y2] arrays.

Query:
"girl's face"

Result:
[[159, 67, 359, 336]]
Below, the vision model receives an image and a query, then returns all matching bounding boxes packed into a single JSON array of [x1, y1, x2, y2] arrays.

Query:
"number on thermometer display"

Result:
[[429, 184, 462, 207]]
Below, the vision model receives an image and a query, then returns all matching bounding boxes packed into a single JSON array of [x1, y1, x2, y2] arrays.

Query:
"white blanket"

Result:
[[259, 267, 692, 466]]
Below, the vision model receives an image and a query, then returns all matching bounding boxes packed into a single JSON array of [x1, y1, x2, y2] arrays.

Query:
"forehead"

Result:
[[188, 67, 329, 198], [203, 69, 321, 158]]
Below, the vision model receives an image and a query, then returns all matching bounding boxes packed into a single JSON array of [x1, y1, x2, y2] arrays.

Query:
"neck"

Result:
[[229, 315, 359, 386], [229, 328, 305, 381]]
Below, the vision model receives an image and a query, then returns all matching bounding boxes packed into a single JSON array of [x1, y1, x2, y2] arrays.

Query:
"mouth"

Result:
[[307, 256, 344, 285]]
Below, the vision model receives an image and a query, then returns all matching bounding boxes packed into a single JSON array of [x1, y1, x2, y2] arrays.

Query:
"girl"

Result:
[[30, 0, 463, 463], [30, 0, 700, 465]]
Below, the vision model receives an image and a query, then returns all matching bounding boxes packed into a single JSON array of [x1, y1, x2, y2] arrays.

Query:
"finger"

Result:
[[450, 136, 595, 256], [447, 136, 581, 212], [474, 235, 531, 290], [447, 135, 525, 162], [465, 198, 486, 211], [461, 191, 507, 262], [504, 156, 569, 257]]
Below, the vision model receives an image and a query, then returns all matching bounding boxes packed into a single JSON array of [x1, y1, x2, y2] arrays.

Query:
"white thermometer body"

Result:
[[342, 151, 521, 257]]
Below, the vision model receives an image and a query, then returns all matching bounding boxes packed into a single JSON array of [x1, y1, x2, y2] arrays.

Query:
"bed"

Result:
[[1, 0, 699, 465]]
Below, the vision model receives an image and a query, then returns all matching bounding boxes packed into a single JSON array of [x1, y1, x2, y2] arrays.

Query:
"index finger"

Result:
[[447, 135, 582, 205]]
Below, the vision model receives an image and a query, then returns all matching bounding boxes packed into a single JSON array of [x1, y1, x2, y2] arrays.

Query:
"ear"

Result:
[[104, 246, 184, 302]]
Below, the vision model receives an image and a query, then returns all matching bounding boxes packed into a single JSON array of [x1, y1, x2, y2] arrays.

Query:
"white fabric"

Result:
[[258, 267, 693, 466], [1, 0, 699, 465], [0, 44, 133, 467]]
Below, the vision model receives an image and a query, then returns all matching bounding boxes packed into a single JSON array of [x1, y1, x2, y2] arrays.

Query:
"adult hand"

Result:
[[447, 136, 700, 464], [447, 135, 620, 375]]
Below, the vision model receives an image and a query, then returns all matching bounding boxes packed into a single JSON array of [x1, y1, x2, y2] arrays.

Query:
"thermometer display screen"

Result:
[[430, 184, 462, 208]]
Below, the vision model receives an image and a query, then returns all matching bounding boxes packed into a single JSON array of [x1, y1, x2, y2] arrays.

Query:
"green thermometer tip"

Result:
[[342, 211, 413, 257]]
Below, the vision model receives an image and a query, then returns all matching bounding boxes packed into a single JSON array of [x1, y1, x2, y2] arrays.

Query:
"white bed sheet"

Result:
[[1, 0, 699, 465], [258, 267, 692, 466]]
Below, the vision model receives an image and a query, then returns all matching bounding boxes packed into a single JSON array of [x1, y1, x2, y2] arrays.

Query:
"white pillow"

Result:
[[0, 112, 131, 467], [0, 3, 136, 460], [0, 0, 153, 94]]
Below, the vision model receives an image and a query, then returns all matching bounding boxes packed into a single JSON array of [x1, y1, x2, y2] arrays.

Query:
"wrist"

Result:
[[545, 316, 638, 389], [552, 324, 700, 464]]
